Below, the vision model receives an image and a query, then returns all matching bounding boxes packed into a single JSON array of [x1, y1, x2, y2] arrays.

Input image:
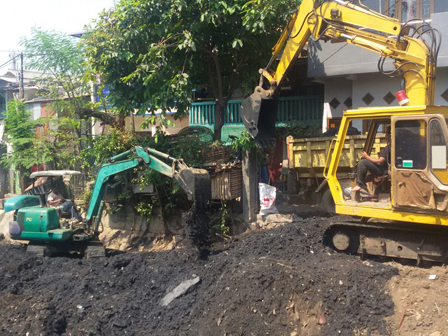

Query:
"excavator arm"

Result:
[[241, 0, 438, 144], [85, 146, 210, 234]]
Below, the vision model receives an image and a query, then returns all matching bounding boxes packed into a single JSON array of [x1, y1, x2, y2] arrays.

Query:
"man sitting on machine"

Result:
[[352, 126, 391, 198], [47, 185, 83, 221]]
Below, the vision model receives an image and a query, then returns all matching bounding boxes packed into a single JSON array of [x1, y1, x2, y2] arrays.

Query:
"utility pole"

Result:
[[19, 53, 24, 99]]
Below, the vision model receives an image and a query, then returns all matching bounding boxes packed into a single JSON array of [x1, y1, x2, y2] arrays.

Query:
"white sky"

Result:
[[0, 0, 116, 71]]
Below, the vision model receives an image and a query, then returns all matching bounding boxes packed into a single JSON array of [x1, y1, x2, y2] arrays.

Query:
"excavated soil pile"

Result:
[[0, 217, 397, 335]]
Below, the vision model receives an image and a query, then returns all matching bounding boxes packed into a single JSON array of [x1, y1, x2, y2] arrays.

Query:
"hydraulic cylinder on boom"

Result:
[[242, 0, 448, 263]]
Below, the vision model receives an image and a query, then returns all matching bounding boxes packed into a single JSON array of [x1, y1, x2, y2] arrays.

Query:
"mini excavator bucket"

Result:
[[241, 89, 278, 147], [175, 167, 211, 208]]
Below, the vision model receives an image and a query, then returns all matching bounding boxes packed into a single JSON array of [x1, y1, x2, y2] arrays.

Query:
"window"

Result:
[[430, 119, 446, 146], [395, 120, 427, 169], [0, 94, 5, 119], [382, 0, 447, 22], [429, 119, 448, 182], [435, 1, 448, 15]]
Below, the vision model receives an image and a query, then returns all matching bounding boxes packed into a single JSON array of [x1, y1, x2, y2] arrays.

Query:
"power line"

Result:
[[0, 51, 59, 56], [0, 54, 20, 71]]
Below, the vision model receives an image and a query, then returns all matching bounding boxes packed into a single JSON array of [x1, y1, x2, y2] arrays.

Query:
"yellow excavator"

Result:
[[241, 0, 448, 263]]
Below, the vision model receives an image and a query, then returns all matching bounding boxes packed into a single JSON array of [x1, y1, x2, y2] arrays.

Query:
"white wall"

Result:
[[29, 102, 41, 120], [323, 77, 352, 119], [351, 73, 402, 108], [433, 67, 448, 105], [322, 69, 448, 132]]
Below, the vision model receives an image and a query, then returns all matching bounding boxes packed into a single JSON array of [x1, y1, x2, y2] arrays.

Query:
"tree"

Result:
[[21, 28, 117, 131], [20, 28, 120, 168], [84, 0, 299, 141], [2, 100, 53, 191]]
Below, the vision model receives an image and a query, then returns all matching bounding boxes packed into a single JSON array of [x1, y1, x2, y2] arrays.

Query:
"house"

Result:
[[188, 1, 448, 191], [189, 59, 324, 142], [92, 84, 190, 136], [0, 69, 49, 196], [308, 0, 448, 133]]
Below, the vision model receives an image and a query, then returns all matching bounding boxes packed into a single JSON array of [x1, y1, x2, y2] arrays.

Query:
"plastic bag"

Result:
[[259, 183, 278, 215]]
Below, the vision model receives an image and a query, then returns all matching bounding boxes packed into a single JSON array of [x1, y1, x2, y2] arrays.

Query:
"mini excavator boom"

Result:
[[5, 147, 210, 257]]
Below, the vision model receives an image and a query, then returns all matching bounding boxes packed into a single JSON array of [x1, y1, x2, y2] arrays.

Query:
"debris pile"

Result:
[[0, 216, 397, 335]]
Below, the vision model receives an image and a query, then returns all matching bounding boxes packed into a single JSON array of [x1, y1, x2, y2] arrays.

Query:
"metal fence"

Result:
[[189, 96, 323, 126]]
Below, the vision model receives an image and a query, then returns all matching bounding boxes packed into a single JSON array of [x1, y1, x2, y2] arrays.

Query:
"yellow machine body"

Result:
[[327, 105, 448, 226]]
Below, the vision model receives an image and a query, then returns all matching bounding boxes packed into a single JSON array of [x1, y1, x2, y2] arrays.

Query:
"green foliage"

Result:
[[12, 28, 116, 177], [3, 100, 33, 141], [230, 131, 257, 152], [242, 0, 301, 33], [21, 29, 93, 120], [21, 28, 115, 149], [209, 204, 231, 235], [134, 201, 154, 222], [79, 128, 136, 177], [2, 100, 53, 170], [84, 0, 300, 139], [277, 121, 322, 138], [22, 28, 85, 78]]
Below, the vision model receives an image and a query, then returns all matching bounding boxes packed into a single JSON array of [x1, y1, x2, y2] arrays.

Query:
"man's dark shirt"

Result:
[[379, 144, 391, 168]]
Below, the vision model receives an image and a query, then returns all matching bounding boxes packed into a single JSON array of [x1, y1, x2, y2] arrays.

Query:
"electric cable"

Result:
[[0, 59, 14, 71], [0, 54, 20, 70], [278, 0, 441, 82]]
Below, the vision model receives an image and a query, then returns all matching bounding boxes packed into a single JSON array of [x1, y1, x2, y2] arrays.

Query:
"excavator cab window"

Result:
[[363, 119, 390, 158], [429, 118, 448, 184], [394, 120, 427, 170]]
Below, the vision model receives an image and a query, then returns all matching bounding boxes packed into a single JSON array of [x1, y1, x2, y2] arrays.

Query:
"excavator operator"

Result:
[[352, 126, 391, 195], [47, 185, 83, 221]]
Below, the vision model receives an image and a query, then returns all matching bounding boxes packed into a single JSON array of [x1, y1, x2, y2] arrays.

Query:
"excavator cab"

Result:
[[391, 114, 448, 212]]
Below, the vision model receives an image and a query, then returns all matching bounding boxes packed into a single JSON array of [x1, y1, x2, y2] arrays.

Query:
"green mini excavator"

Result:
[[5, 146, 211, 257]]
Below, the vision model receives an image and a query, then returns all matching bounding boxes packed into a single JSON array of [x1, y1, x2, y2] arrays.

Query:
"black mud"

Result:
[[182, 204, 210, 259], [0, 216, 397, 335]]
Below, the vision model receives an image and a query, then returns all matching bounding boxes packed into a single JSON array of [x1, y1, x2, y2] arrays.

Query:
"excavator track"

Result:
[[324, 221, 448, 264]]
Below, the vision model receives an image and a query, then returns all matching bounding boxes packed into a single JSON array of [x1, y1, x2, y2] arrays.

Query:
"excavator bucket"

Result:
[[241, 90, 278, 147], [175, 167, 211, 207]]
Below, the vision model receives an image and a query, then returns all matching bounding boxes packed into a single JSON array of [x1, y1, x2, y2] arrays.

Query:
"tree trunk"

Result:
[[19, 166, 29, 194], [214, 100, 226, 141], [117, 114, 126, 131]]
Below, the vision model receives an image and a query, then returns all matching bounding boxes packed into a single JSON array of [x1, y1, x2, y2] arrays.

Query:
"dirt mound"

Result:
[[386, 262, 448, 335], [0, 217, 397, 335]]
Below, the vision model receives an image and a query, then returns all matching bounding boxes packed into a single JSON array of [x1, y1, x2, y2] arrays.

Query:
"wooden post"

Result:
[[242, 148, 258, 224]]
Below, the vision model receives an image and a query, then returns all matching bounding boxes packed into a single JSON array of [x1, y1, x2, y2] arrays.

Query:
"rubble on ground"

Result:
[[0, 215, 397, 335]]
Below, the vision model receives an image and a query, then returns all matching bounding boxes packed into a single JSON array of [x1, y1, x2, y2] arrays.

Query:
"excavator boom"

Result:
[[242, 0, 437, 144]]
